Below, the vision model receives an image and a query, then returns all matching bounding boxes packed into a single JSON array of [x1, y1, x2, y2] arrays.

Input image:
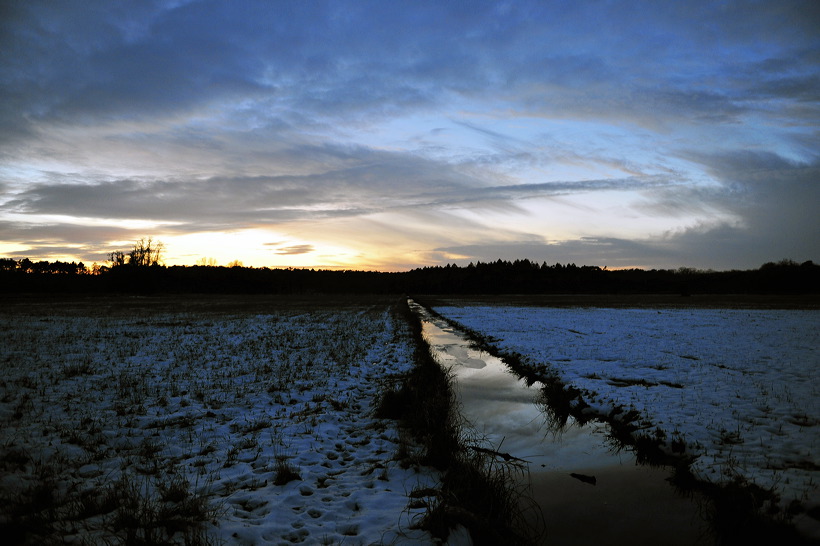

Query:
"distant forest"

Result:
[[2, 257, 818, 295]]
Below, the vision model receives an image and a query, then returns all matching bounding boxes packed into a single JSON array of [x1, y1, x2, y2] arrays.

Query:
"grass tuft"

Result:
[[107, 471, 216, 545], [273, 459, 301, 486]]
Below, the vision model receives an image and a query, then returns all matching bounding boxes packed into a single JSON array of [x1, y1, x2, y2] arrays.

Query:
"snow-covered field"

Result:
[[0, 298, 437, 544], [432, 305, 819, 512]]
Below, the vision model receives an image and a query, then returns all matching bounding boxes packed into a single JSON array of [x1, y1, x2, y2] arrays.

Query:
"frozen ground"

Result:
[[432, 306, 819, 513], [0, 299, 438, 544]]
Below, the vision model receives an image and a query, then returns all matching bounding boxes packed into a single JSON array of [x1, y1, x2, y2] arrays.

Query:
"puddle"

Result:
[[412, 301, 713, 545]]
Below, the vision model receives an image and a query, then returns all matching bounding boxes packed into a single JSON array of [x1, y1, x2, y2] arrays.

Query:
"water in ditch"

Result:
[[412, 301, 713, 545]]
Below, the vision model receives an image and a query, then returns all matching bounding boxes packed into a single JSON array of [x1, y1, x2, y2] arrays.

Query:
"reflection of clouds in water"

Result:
[[461, 357, 487, 369], [428, 337, 490, 369], [422, 314, 623, 470]]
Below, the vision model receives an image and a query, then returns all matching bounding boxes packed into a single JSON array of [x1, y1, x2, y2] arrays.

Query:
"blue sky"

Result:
[[1, 0, 818, 270]]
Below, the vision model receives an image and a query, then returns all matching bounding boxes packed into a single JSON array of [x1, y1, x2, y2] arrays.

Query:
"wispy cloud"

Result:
[[273, 244, 314, 256]]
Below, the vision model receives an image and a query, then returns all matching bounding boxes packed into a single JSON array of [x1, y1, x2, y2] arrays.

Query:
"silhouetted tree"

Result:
[[109, 237, 164, 267]]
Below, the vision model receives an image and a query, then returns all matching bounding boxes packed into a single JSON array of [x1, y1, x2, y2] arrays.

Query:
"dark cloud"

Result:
[[751, 73, 820, 103], [0, 219, 148, 262], [0, 219, 135, 244], [2, 0, 816, 139], [476, 177, 674, 199], [629, 150, 820, 268], [678, 151, 820, 261]]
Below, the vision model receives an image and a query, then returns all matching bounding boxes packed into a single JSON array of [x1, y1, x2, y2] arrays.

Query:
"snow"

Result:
[[0, 302, 438, 544], [432, 305, 820, 511]]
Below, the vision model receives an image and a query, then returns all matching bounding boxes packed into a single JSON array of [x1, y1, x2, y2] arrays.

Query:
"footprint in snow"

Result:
[[299, 485, 314, 496]]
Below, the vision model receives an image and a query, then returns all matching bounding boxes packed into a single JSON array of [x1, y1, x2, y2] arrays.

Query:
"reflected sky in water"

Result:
[[419, 304, 626, 472]]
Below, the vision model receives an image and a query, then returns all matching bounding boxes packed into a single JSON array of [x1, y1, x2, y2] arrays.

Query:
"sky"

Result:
[[1, 0, 818, 271]]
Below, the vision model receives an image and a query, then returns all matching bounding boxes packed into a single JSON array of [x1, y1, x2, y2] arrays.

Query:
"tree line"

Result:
[[2, 253, 817, 295], [1, 258, 89, 275]]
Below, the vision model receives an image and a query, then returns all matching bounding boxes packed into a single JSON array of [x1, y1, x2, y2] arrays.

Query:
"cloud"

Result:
[[7, 161, 675, 229], [272, 244, 314, 256], [475, 176, 674, 200], [0, 219, 147, 261], [264, 241, 315, 255], [431, 149, 820, 270]]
